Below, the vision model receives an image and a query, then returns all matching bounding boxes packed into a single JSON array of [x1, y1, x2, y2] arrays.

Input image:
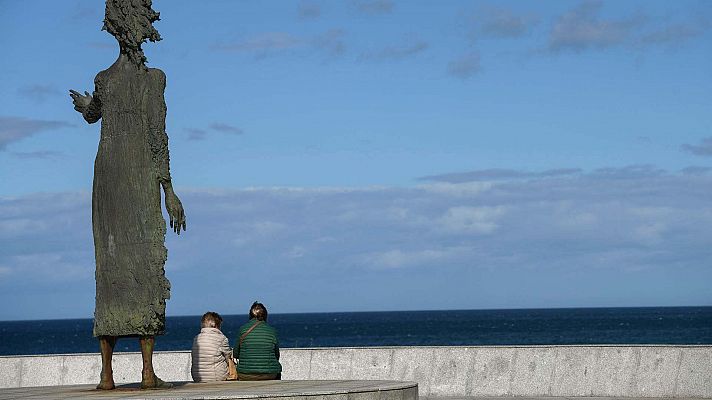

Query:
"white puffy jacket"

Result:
[[191, 327, 232, 382]]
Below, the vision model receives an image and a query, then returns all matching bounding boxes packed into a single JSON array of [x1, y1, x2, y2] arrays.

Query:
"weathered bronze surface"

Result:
[[69, 0, 185, 389]]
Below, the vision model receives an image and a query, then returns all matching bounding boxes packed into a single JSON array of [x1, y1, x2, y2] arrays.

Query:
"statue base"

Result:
[[0, 379, 418, 400]]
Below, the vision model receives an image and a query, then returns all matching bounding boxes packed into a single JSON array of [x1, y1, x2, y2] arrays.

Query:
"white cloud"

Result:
[[215, 32, 302, 53], [11, 150, 65, 160], [639, 19, 710, 48], [448, 52, 481, 79], [4, 252, 93, 281], [552, 207, 598, 231], [473, 6, 539, 39], [298, 1, 321, 19], [633, 222, 667, 245], [352, 0, 393, 15], [254, 221, 287, 235], [420, 168, 581, 183], [313, 29, 346, 56], [361, 41, 428, 61], [18, 84, 62, 103], [2, 167, 712, 315], [681, 137, 712, 157], [213, 29, 350, 59], [363, 247, 464, 269], [286, 245, 307, 259], [544, 2, 710, 55], [438, 206, 506, 234], [418, 182, 493, 197], [629, 206, 675, 218], [0, 218, 52, 237], [0, 116, 74, 151], [209, 123, 243, 135]]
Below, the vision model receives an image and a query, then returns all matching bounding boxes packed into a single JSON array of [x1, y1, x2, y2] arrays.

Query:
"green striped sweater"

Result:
[[235, 319, 282, 374]]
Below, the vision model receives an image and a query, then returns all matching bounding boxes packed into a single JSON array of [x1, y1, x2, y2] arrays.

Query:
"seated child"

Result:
[[191, 311, 237, 382]]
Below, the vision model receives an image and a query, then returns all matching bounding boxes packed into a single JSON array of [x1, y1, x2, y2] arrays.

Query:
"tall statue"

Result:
[[69, 0, 186, 390]]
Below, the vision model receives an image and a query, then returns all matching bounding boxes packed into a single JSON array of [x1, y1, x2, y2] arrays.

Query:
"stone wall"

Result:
[[1, 345, 710, 397]]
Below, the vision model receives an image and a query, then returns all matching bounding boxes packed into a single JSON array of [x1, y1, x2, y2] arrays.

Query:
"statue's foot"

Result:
[[96, 378, 115, 390], [140, 375, 173, 390]]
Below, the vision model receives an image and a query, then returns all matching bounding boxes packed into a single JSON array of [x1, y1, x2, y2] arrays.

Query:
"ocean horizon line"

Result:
[[3, 304, 711, 323]]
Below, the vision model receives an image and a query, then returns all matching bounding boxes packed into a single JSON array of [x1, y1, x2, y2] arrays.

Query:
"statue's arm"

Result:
[[148, 70, 172, 184], [148, 69, 186, 234], [69, 75, 102, 124]]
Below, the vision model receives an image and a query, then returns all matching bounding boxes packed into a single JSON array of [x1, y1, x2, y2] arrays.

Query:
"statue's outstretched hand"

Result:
[[165, 191, 187, 235], [69, 90, 92, 114]]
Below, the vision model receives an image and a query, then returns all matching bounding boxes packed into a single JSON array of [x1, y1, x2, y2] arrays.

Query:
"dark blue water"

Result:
[[1, 307, 710, 356]]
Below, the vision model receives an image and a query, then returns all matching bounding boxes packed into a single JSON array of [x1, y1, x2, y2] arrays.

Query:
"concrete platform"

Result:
[[0, 380, 418, 400]]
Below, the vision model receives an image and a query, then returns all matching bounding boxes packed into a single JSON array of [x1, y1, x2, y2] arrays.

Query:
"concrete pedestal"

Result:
[[0, 379, 418, 400]]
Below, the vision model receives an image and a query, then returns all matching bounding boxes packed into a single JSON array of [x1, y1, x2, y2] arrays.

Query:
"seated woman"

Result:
[[234, 302, 282, 380], [191, 311, 237, 382]]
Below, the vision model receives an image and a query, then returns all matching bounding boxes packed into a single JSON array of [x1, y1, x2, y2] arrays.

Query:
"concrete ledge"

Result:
[[1, 346, 710, 398], [0, 379, 418, 400]]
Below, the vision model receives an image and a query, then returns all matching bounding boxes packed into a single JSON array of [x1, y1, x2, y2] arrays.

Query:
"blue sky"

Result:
[[1, 0, 711, 320]]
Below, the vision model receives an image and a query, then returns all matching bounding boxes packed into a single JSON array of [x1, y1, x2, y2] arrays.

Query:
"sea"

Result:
[[1, 307, 710, 356]]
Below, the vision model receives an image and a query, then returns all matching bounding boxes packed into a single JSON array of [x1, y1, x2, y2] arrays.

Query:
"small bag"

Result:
[[227, 353, 238, 381]]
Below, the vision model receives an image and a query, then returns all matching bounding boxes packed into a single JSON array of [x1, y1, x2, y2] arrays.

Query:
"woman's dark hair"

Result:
[[201, 311, 223, 329], [249, 302, 268, 321]]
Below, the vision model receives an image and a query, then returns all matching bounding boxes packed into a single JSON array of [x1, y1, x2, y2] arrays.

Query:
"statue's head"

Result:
[[103, 0, 162, 66]]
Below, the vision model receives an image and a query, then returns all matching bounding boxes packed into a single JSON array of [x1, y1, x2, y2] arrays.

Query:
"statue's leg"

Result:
[[139, 336, 173, 389], [97, 336, 116, 390]]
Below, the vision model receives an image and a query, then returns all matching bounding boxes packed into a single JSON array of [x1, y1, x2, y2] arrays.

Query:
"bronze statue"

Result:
[[69, 0, 186, 390]]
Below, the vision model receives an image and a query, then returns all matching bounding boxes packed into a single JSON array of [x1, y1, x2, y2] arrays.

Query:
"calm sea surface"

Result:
[[1, 307, 710, 356]]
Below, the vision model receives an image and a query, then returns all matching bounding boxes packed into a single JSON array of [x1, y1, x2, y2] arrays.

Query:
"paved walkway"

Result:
[[0, 380, 417, 400], [420, 398, 708, 400]]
